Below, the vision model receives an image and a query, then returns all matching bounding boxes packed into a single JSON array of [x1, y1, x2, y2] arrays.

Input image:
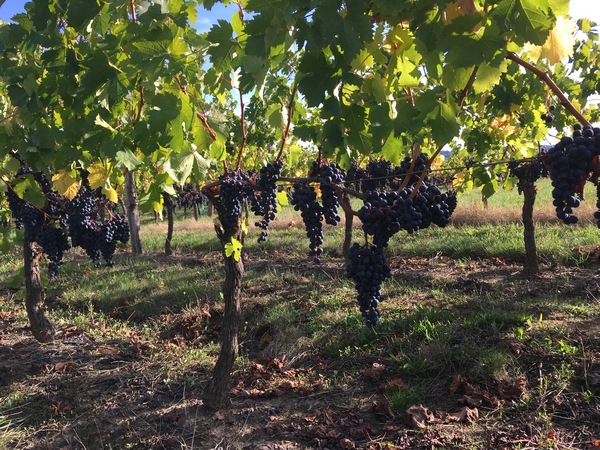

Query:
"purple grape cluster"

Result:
[[318, 162, 345, 226], [219, 170, 254, 227], [290, 182, 324, 262], [346, 244, 391, 327], [546, 124, 600, 224], [250, 159, 284, 242]]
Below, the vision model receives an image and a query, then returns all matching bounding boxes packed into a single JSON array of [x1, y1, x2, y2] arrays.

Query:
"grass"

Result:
[[1, 184, 600, 448]]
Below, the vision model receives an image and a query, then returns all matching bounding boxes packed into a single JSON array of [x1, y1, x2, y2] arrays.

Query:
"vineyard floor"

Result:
[[1, 217, 600, 449]]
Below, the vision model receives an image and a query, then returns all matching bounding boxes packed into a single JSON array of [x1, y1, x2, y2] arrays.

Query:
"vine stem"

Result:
[[506, 52, 590, 126], [0, 107, 18, 124], [276, 83, 298, 161], [235, 86, 247, 171], [458, 66, 478, 110]]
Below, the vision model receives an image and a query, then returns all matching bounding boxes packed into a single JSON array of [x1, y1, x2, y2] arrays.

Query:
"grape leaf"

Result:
[[381, 132, 403, 166], [525, 16, 576, 66], [12, 175, 45, 208], [276, 189, 288, 206], [52, 171, 80, 201], [225, 237, 243, 261], [102, 186, 119, 204], [489, 0, 554, 45], [87, 162, 110, 190]]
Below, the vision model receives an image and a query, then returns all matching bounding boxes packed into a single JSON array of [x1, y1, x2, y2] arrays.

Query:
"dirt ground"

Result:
[[1, 255, 600, 450]]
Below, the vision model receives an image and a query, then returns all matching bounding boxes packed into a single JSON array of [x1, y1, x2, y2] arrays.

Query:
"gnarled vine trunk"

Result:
[[202, 207, 244, 410], [340, 193, 354, 263], [520, 179, 539, 276], [125, 171, 143, 255], [24, 240, 55, 342], [163, 193, 174, 256]]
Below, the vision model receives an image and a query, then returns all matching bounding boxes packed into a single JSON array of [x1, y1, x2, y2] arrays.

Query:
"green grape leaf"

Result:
[[426, 100, 460, 146], [381, 132, 403, 166], [276, 189, 288, 206], [489, 0, 554, 45], [116, 149, 143, 171], [12, 175, 45, 208], [225, 237, 243, 261]]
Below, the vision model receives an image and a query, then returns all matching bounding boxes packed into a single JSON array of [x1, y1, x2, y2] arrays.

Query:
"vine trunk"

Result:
[[24, 240, 55, 342]]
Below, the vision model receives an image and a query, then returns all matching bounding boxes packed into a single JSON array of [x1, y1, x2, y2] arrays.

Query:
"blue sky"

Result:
[[0, 0, 237, 32]]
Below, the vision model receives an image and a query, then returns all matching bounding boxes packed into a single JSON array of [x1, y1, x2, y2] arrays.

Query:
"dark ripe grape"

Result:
[[393, 153, 429, 188], [346, 243, 391, 327], [36, 224, 70, 277], [220, 170, 253, 227], [250, 159, 283, 243], [362, 159, 393, 192], [347, 163, 366, 191], [175, 182, 207, 210], [318, 162, 345, 226], [547, 125, 600, 224], [291, 182, 324, 260], [509, 160, 548, 194], [358, 184, 457, 247]]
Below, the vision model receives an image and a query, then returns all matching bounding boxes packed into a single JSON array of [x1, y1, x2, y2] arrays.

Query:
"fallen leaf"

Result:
[[379, 377, 407, 390], [405, 404, 438, 429], [372, 395, 395, 418], [362, 362, 385, 381], [96, 345, 120, 355], [444, 406, 479, 423], [339, 438, 356, 450]]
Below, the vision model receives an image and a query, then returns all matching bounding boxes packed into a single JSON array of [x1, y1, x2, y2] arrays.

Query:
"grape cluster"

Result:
[[250, 159, 284, 242], [219, 171, 254, 227], [541, 105, 556, 124], [508, 161, 548, 194], [358, 184, 457, 246], [176, 183, 207, 210], [99, 215, 130, 266], [346, 244, 391, 327], [318, 162, 345, 226], [346, 163, 366, 192], [6, 166, 73, 276], [6, 155, 131, 275], [290, 182, 324, 262], [394, 153, 429, 187], [546, 124, 600, 224], [362, 159, 393, 192], [67, 188, 129, 267], [36, 224, 70, 277]]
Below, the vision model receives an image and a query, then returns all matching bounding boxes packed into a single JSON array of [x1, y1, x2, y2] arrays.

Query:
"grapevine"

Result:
[[5, 157, 130, 275], [250, 159, 284, 242], [545, 124, 600, 224]]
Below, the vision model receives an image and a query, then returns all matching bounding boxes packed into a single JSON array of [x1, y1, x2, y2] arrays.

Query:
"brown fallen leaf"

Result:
[[498, 376, 527, 400], [372, 395, 395, 418], [444, 406, 479, 423], [339, 438, 356, 450], [379, 377, 406, 391], [450, 374, 464, 394], [96, 345, 120, 355], [405, 404, 438, 429], [362, 362, 385, 381]]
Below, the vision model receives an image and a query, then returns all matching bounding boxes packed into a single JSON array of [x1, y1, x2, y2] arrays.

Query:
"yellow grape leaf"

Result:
[[525, 16, 576, 66], [224, 237, 243, 261], [52, 171, 80, 200], [241, 217, 248, 235], [102, 186, 118, 204], [276, 189, 289, 206], [87, 162, 110, 189]]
